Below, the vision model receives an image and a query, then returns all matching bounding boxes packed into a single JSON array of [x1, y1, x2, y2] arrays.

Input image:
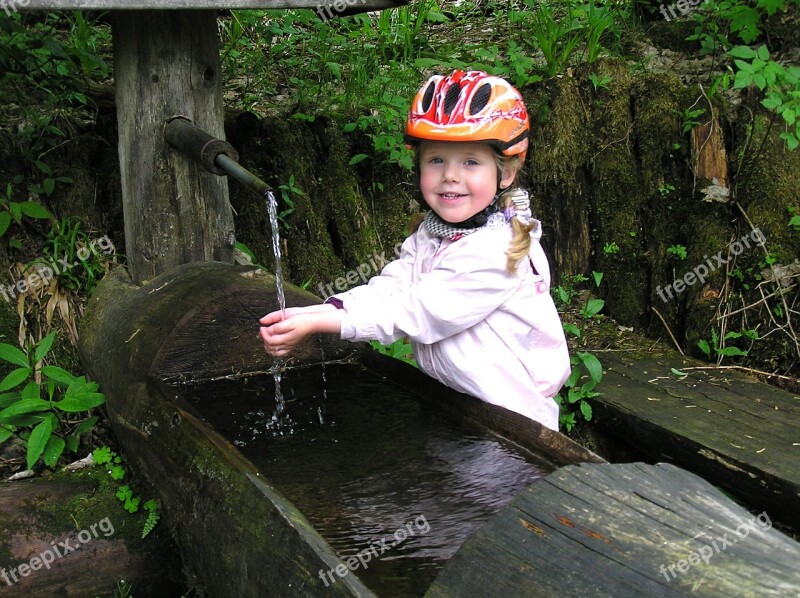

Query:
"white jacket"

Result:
[[335, 221, 570, 431]]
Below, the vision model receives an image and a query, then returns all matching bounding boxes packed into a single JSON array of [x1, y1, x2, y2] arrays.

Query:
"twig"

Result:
[[679, 365, 798, 383], [651, 307, 684, 355]]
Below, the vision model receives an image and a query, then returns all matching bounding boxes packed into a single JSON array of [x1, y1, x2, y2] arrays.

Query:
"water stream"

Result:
[[265, 189, 287, 417], [186, 364, 550, 596]]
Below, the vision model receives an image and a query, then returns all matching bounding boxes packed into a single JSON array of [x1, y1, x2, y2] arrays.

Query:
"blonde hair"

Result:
[[496, 155, 533, 274], [499, 188, 534, 273]]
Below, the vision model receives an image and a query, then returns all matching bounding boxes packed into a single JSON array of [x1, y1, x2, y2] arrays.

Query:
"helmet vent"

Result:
[[469, 83, 492, 115], [421, 81, 436, 112], [443, 84, 462, 115]]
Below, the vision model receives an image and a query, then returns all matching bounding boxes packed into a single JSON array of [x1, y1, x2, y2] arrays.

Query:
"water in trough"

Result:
[[185, 364, 550, 596]]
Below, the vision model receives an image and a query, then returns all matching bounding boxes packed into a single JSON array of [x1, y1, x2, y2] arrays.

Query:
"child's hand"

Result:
[[258, 304, 343, 357], [259, 313, 315, 357]]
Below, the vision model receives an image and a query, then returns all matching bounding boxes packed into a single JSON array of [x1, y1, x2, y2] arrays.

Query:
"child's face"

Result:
[[418, 142, 515, 224]]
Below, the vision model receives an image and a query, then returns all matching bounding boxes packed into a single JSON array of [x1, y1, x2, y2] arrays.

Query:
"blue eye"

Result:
[[465, 159, 479, 166], [428, 157, 443, 164]]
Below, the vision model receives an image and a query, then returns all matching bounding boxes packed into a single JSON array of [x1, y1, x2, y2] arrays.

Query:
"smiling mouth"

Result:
[[439, 193, 466, 200]]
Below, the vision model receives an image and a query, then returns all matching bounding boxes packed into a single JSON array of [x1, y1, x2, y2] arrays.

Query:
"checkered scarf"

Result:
[[424, 189, 533, 240]]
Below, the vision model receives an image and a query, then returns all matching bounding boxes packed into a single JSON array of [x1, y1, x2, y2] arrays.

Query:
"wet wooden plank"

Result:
[[427, 463, 800, 598], [591, 354, 800, 529]]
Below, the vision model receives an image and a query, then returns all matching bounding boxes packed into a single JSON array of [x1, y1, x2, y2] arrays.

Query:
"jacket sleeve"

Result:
[[332, 234, 417, 309], [340, 229, 524, 345]]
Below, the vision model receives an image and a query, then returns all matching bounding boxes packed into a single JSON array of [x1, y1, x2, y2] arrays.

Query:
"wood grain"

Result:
[[427, 462, 800, 598]]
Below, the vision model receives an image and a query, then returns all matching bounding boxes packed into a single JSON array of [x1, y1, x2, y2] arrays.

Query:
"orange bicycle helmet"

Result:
[[405, 70, 530, 163]]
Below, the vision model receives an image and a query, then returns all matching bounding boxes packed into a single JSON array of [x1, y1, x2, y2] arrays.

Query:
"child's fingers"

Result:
[[259, 310, 284, 326]]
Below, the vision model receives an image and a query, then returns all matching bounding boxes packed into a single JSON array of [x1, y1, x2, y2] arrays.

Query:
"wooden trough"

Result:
[[77, 261, 603, 596], [75, 262, 800, 596]]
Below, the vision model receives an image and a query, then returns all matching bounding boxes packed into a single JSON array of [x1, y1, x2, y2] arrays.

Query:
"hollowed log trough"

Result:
[[78, 261, 601, 596]]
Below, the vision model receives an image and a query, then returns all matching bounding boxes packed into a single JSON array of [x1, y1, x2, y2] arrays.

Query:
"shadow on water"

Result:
[[182, 364, 552, 597]]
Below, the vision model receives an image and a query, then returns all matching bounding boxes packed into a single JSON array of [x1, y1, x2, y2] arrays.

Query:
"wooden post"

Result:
[[113, 11, 235, 284]]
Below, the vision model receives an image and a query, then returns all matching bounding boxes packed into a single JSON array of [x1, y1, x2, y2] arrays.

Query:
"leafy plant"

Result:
[[0, 331, 104, 470], [370, 338, 418, 368], [697, 327, 758, 359], [589, 73, 612, 91], [789, 206, 800, 231], [552, 273, 589, 308], [659, 183, 676, 195], [554, 273, 605, 432], [0, 183, 52, 249], [602, 241, 619, 255], [31, 217, 114, 295], [93, 446, 160, 538], [277, 175, 306, 230], [141, 499, 160, 539], [730, 44, 800, 150], [667, 244, 687, 260], [676, 106, 706, 134]]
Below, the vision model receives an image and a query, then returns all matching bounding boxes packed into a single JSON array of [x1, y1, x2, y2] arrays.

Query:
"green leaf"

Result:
[[563, 323, 581, 338], [26, 417, 53, 469], [717, 346, 748, 357], [93, 446, 113, 465], [0, 424, 15, 444], [0, 392, 21, 409], [729, 46, 757, 59], [34, 160, 52, 175], [671, 368, 688, 377], [698, 339, 711, 357], [580, 400, 593, 421], [565, 366, 581, 388], [592, 271, 603, 287], [42, 435, 65, 467], [0, 398, 50, 421], [116, 485, 132, 501], [761, 95, 782, 110], [756, 0, 784, 16], [41, 365, 77, 386], [781, 132, 799, 151], [110, 465, 125, 480], [0, 343, 29, 368], [54, 391, 105, 413], [9, 202, 21, 223], [0, 212, 11, 238], [125, 496, 140, 513], [21, 381, 40, 401], [34, 331, 57, 363], [0, 367, 32, 392], [342, 122, 358, 133], [75, 415, 99, 435], [65, 434, 78, 452], [348, 154, 369, 166], [581, 299, 605, 318], [756, 45, 770, 61], [576, 351, 603, 383], [19, 202, 50, 220]]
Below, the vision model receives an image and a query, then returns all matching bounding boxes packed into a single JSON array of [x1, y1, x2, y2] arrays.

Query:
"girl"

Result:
[[260, 70, 570, 431]]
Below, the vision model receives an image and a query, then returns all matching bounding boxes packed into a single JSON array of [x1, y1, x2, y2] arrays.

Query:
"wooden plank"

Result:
[[20, 0, 407, 10], [593, 354, 800, 525], [427, 463, 800, 598]]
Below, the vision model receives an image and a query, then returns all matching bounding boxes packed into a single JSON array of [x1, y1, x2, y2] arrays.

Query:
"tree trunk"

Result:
[[112, 11, 235, 284]]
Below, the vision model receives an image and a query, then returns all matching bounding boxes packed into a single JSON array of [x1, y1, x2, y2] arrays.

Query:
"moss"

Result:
[[230, 116, 414, 299]]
